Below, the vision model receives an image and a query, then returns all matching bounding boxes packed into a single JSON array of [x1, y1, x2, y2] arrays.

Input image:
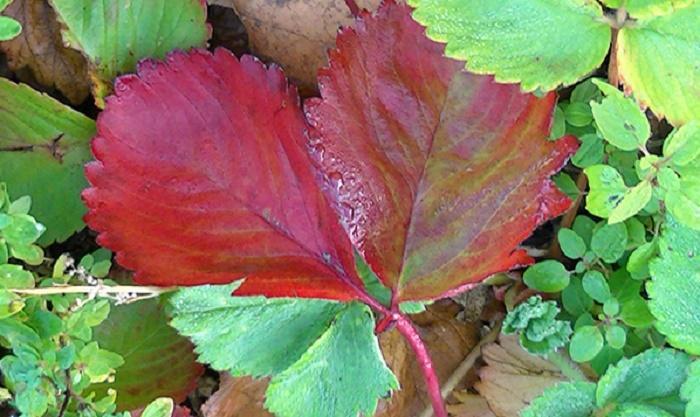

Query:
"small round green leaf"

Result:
[[0, 16, 21, 41], [569, 325, 604, 362], [605, 325, 626, 349], [572, 134, 605, 168], [591, 222, 629, 263], [582, 270, 611, 303], [523, 260, 570, 293], [558, 228, 587, 259], [603, 298, 620, 317], [590, 88, 651, 151], [563, 276, 594, 316]]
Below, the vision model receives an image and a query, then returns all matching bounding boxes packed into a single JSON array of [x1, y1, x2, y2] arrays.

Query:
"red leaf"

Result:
[[304, 1, 578, 301], [84, 49, 362, 301]]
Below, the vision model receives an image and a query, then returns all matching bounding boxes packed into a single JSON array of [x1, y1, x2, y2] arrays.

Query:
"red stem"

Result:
[[395, 314, 448, 417], [344, 0, 361, 17]]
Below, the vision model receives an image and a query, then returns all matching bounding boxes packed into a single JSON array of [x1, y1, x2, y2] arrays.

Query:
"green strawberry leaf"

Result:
[[648, 215, 700, 354], [616, 3, 700, 126], [0, 79, 94, 245], [596, 348, 691, 407], [169, 283, 397, 417], [607, 403, 676, 417], [520, 381, 597, 417], [622, 0, 694, 19], [663, 121, 700, 167], [407, 0, 611, 91], [90, 298, 203, 410], [681, 361, 700, 417], [49, 0, 210, 106]]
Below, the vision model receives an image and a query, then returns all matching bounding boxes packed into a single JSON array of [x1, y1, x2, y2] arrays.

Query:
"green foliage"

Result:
[[168, 283, 398, 417], [523, 348, 694, 416], [0, 79, 95, 245], [408, 0, 611, 91], [523, 260, 570, 293], [0, 0, 21, 41], [648, 215, 700, 354], [502, 295, 572, 356], [140, 398, 174, 417], [408, 0, 700, 126], [681, 362, 700, 417], [50, 0, 210, 105]]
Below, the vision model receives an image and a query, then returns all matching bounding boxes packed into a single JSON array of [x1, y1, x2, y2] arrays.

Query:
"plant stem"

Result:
[[546, 350, 588, 382], [395, 314, 447, 417]]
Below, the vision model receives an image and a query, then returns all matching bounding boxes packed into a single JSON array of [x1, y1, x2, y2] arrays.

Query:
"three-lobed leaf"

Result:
[[84, 2, 578, 303], [169, 283, 398, 417]]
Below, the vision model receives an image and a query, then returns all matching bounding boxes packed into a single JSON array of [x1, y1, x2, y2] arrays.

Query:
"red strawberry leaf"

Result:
[[305, 1, 579, 302], [83, 50, 362, 301]]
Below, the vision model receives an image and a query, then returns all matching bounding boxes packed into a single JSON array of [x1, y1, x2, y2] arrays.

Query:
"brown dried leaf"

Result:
[[202, 375, 272, 417], [473, 335, 565, 417], [208, 0, 384, 93], [0, 0, 89, 104], [447, 392, 496, 417], [376, 301, 480, 417]]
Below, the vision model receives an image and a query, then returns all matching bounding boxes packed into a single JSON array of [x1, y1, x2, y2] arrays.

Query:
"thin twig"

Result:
[[7, 285, 176, 296], [417, 320, 503, 417]]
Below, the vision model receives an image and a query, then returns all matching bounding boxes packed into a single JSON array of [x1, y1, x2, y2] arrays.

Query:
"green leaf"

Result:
[[169, 284, 397, 417], [140, 398, 174, 417], [264, 303, 398, 417], [553, 172, 581, 200], [603, 297, 620, 317], [664, 121, 700, 166], [79, 341, 125, 383], [520, 381, 597, 417], [0, 290, 24, 319], [90, 298, 202, 410], [591, 222, 629, 263], [407, 0, 611, 91], [565, 102, 594, 127], [0, 264, 34, 289], [590, 345, 624, 376], [571, 78, 603, 103], [582, 270, 611, 303], [50, 0, 210, 105], [8, 196, 31, 215], [502, 296, 572, 356], [523, 260, 570, 293], [2, 214, 44, 246], [596, 348, 691, 406], [585, 165, 628, 218], [559, 228, 587, 259], [562, 276, 594, 316], [0, 15, 21, 41], [657, 167, 681, 191], [605, 325, 626, 350], [590, 82, 650, 151], [648, 215, 700, 353], [609, 181, 653, 224], [627, 240, 658, 280], [573, 215, 597, 247], [665, 187, 700, 230], [681, 361, 700, 417], [569, 325, 604, 362], [620, 297, 655, 328], [0, 79, 95, 245], [608, 403, 676, 417], [623, 0, 694, 18], [572, 134, 605, 168], [616, 3, 700, 126]]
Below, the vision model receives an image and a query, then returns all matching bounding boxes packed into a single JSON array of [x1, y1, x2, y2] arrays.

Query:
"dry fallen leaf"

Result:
[[376, 301, 480, 417], [447, 392, 497, 417], [0, 0, 89, 104], [208, 0, 384, 93], [202, 375, 272, 417], [473, 335, 566, 417]]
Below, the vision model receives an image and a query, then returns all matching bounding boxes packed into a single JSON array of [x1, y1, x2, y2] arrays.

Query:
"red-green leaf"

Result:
[[84, 2, 576, 304], [305, 2, 578, 301], [83, 50, 362, 301]]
